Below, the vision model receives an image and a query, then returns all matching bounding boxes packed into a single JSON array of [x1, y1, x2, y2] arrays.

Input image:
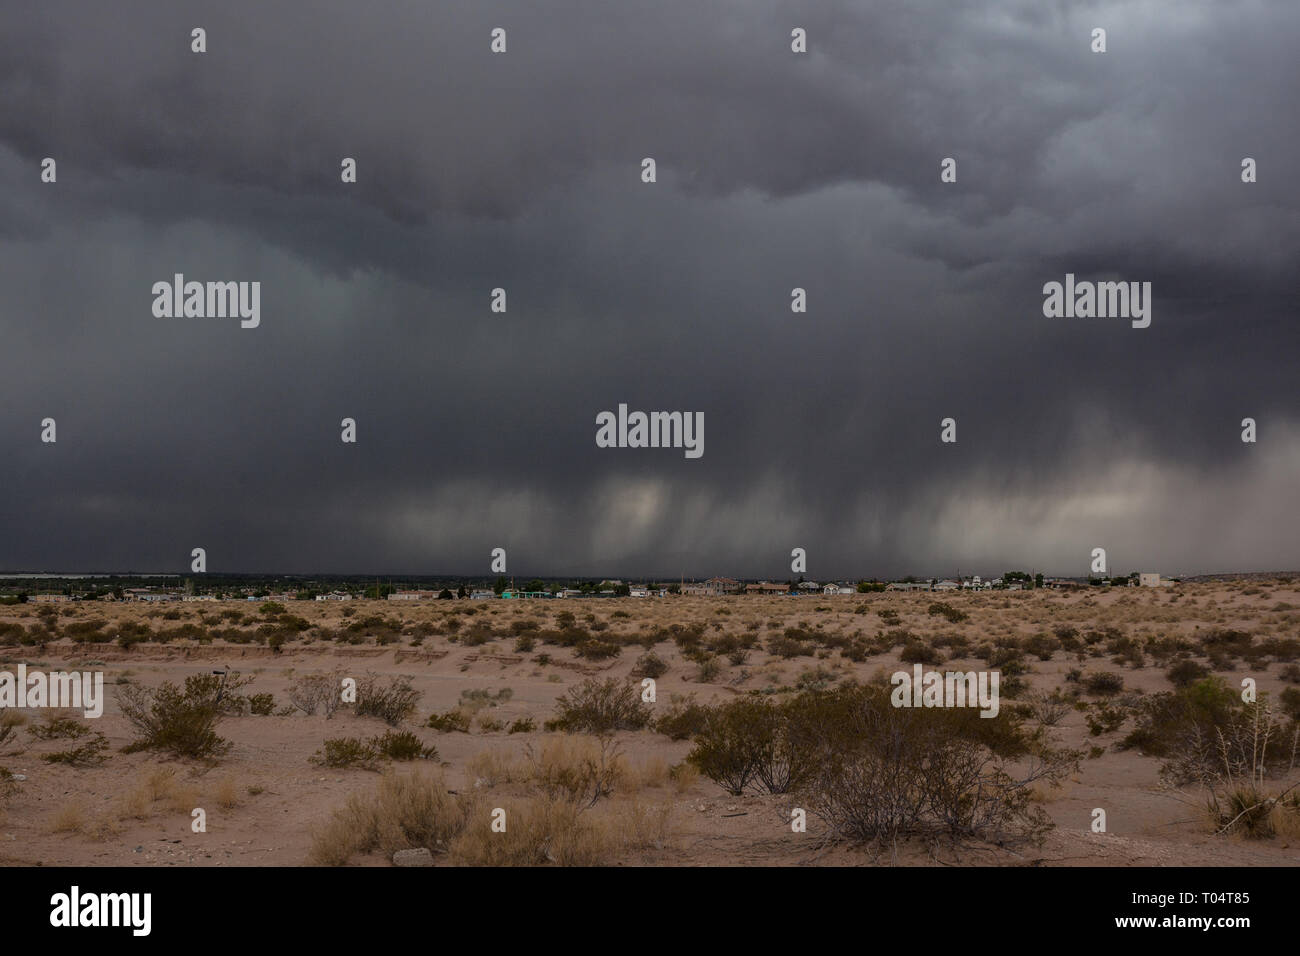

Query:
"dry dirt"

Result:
[[2, 581, 1298, 867]]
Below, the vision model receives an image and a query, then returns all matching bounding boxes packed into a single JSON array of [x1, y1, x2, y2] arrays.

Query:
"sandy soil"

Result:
[[2, 582, 1298, 866]]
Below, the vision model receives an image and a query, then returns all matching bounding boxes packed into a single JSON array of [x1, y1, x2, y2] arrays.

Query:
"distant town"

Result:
[[0, 570, 1184, 605]]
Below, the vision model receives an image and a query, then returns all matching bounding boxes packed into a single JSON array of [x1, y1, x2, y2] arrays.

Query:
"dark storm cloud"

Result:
[[0, 0, 1297, 577]]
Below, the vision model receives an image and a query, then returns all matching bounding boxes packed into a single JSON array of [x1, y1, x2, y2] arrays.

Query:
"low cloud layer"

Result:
[[1, 1, 1297, 577]]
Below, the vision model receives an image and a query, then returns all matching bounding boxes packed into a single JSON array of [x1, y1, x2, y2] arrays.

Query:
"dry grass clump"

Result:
[[466, 748, 524, 788], [115, 767, 202, 821], [214, 776, 241, 810], [310, 735, 675, 866], [48, 798, 125, 841], [449, 793, 612, 866], [308, 771, 465, 865], [49, 800, 89, 834]]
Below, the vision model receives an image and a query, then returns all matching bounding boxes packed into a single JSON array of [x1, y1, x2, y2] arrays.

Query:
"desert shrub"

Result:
[[42, 732, 110, 766], [1279, 687, 1300, 720], [355, 674, 420, 726], [508, 717, 536, 734], [1027, 691, 1071, 727], [373, 730, 438, 762], [1280, 663, 1300, 684], [0, 711, 25, 750], [459, 624, 496, 647], [899, 640, 943, 665], [64, 619, 108, 644], [1083, 672, 1124, 696], [575, 638, 621, 660], [248, 693, 276, 716], [794, 665, 839, 693], [28, 713, 91, 740], [117, 673, 243, 759], [631, 651, 668, 679], [653, 694, 711, 741], [767, 633, 813, 659], [1108, 635, 1146, 669], [1166, 659, 1211, 688], [1084, 702, 1127, 737], [0, 766, 17, 800], [459, 688, 513, 714], [308, 771, 465, 865], [695, 656, 722, 683], [928, 602, 968, 624], [1207, 785, 1299, 839], [1023, 633, 1061, 661], [1260, 637, 1300, 663], [426, 709, 472, 733], [514, 634, 536, 653], [547, 678, 651, 733], [1121, 679, 1298, 787], [313, 737, 380, 769], [1199, 628, 1255, 663], [687, 696, 807, 796], [287, 672, 343, 717], [790, 683, 1075, 846]]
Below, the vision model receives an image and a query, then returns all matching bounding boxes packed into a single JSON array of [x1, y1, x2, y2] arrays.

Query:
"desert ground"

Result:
[[2, 581, 1298, 867]]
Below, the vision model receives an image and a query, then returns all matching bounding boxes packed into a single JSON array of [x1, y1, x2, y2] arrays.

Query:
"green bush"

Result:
[[631, 651, 668, 679], [116, 673, 248, 759], [1083, 672, 1124, 696], [355, 674, 420, 726], [1166, 659, 1211, 688], [426, 709, 472, 733], [41, 732, 110, 766], [312, 737, 380, 769], [687, 696, 806, 795], [899, 640, 943, 665], [547, 678, 651, 733], [373, 730, 439, 761], [653, 694, 711, 741], [927, 602, 968, 624]]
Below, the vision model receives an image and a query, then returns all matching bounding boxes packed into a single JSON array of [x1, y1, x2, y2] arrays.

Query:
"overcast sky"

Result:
[[1, 0, 1296, 579]]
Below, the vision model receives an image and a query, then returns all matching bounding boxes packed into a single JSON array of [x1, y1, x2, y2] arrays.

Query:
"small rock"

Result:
[[392, 848, 434, 868], [12, 775, 25, 782]]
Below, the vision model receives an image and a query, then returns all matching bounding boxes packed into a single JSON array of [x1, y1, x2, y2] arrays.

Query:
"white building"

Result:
[[1139, 573, 1161, 588], [388, 590, 438, 601]]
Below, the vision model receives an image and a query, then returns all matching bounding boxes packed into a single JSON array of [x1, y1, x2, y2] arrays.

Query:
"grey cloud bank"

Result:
[[1, 1, 1297, 577]]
